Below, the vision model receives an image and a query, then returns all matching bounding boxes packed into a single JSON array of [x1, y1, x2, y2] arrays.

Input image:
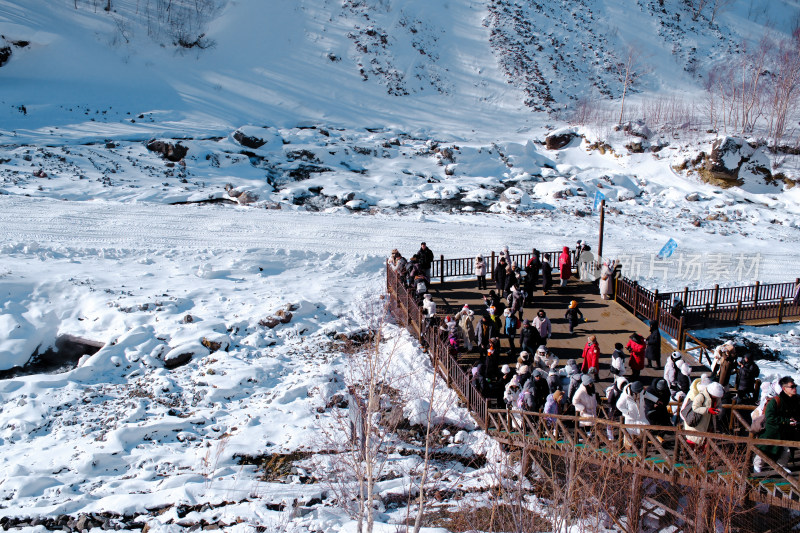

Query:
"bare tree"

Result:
[[617, 46, 645, 125], [767, 33, 800, 156]]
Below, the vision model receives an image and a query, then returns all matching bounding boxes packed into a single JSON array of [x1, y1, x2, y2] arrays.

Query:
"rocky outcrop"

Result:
[[146, 140, 188, 162], [546, 130, 578, 150]]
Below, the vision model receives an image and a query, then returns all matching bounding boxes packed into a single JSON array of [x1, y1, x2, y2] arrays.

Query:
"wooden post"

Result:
[[614, 276, 619, 303], [754, 281, 760, 306], [633, 281, 639, 316], [490, 251, 496, 281], [779, 296, 785, 324], [704, 302, 710, 326], [440, 254, 444, 284], [598, 199, 606, 259], [678, 316, 685, 350], [735, 300, 742, 322], [654, 289, 660, 323], [682, 286, 689, 306], [712, 284, 719, 310]]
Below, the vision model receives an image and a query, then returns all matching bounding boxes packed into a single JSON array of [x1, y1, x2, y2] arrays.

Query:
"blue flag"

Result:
[[657, 238, 678, 259], [593, 190, 606, 212]]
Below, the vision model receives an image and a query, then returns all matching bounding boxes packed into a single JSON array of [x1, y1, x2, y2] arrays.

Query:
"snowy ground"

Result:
[[2, 1, 800, 531]]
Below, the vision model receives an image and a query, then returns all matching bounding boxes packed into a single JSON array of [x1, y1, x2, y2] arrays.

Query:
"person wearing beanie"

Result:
[[422, 293, 437, 329], [610, 342, 626, 377], [644, 379, 672, 427], [684, 380, 725, 446], [564, 300, 584, 335], [664, 350, 681, 392], [617, 381, 648, 443], [734, 353, 760, 404], [573, 372, 598, 428], [525, 368, 550, 412], [547, 368, 560, 394]]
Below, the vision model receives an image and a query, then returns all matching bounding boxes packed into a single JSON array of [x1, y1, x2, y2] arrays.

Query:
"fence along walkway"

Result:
[[386, 263, 800, 525]]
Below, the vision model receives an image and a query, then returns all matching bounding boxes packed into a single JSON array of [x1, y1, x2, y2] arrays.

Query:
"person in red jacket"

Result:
[[581, 335, 600, 375], [626, 333, 646, 379], [558, 246, 572, 291]]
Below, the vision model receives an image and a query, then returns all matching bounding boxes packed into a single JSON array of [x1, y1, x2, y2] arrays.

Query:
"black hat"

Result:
[[630, 381, 644, 394]]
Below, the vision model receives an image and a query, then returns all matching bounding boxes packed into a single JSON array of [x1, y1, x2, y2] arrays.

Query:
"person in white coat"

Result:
[[475, 254, 487, 290], [422, 293, 436, 329], [572, 374, 598, 429], [664, 351, 681, 390], [616, 381, 648, 442], [598, 259, 617, 300], [684, 382, 725, 446]]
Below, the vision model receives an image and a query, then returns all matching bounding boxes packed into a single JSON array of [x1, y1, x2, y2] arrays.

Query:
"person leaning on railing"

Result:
[[683, 382, 725, 448]]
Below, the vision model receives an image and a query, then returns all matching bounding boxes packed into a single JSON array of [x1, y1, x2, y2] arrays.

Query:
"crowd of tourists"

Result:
[[389, 244, 800, 471]]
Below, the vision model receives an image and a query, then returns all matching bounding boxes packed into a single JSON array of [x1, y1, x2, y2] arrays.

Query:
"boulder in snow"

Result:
[[146, 140, 188, 162], [545, 129, 579, 150], [163, 343, 209, 369]]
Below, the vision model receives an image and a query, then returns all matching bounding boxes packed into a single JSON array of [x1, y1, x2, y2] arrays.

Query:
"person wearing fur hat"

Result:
[[711, 339, 736, 381], [626, 333, 646, 379], [684, 381, 725, 446], [564, 300, 584, 335], [455, 304, 476, 352], [516, 350, 532, 370], [581, 335, 600, 375], [474, 254, 487, 290], [439, 315, 458, 341], [504, 376, 521, 408], [516, 364, 532, 389], [573, 374, 598, 428]]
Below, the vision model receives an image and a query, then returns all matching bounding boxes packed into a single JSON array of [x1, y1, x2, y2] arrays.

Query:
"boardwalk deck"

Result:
[[429, 278, 703, 387]]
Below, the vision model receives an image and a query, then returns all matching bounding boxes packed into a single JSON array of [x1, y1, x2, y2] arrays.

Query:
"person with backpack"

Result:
[[474, 254, 487, 290], [683, 381, 725, 447], [664, 351, 682, 392], [626, 333, 646, 379], [755, 376, 800, 472], [564, 300, 584, 335], [413, 275, 428, 304], [644, 379, 672, 427]]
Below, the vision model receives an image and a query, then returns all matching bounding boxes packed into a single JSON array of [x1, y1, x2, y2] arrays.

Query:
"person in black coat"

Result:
[[471, 358, 488, 394], [519, 320, 541, 354], [735, 353, 760, 404], [526, 369, 551, 412], [645, 322, 662, 369], [644, 379, 672, 427], [417, 242, 434, 279], [541, 257, 553, 294], [525, 250, 541, 303], [493, 258, 507, 293]]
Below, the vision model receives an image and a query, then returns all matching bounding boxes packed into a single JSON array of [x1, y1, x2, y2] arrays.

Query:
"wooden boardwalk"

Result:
[[386, 265, 800, 530], [430, 278, 702, 387]]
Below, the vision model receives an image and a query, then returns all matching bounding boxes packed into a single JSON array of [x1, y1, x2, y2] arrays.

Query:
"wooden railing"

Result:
[[615, 276, 800, 348], [429, 249, 578, 283]]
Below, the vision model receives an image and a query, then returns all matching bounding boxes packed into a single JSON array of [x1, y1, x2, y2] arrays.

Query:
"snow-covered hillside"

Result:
[[1, 1, 800, 531]]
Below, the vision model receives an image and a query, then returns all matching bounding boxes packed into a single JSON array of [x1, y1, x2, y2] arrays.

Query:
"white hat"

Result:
[[670, 351, 682, 360], [424, 293, 432, 300], [537, 345, 547, 353], [501, 364, 511, 374], [707, 382, 725, 398], [680, 361, 692, 376], [519, 351, 530, 358], [504, 308, 511, 316], [615, 376, 628, 389]]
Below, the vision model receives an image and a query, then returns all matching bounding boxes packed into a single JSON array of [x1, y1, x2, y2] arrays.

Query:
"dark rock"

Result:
[[233, 130, 267, 149], [259, 316, 280, 329], [146, 140, 188, 162], [182, 314, 194, 324], [545, 131, 578, 150], [276, 309, 293, 324], [164, 351, 193, 369], [201, 338, 223, 353], [0, 46, 10, 68]]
